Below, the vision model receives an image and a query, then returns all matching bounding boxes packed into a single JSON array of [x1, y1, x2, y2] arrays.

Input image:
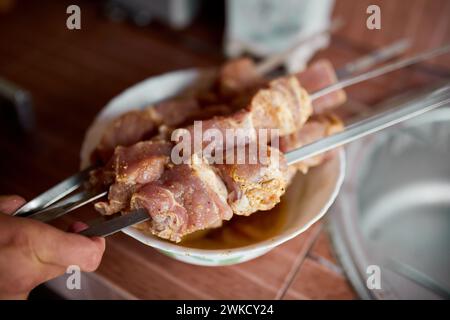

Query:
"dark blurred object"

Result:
[[28, 284, 63, 300], [0, 77, 34, 133], [103, 0, 200, 28], [0, 0, 15, 13]]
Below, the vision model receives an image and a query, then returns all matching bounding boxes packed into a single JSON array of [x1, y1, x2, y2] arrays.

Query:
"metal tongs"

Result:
[[12, 167, 150, 237], [13, 44, 450, 237]]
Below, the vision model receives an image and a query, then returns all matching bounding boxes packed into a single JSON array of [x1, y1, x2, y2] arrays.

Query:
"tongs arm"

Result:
[[12, 165, 148, 238], [13, 165, 96, 217]]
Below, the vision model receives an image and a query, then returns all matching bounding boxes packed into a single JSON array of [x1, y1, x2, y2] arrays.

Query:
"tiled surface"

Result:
[[91, 223, 356, 300], [283, 257, 356, 300], [284, 224, 357, 300], [1, 0, 449, 300], [96, 223, 322, 299], [310, 225, 340, 265]]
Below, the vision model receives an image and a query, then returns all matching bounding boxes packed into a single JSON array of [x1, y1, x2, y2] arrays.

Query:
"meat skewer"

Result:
[[95, 140, 289, 242], [90, 45, 450, 242], [124, 41, 447, 168], [92, 61, 342, 222], [336, 38, 411, 79], [280, 114, 343, 174], [14, 45, 450, 241], [92, 37, 412, 164], [92, 58, 345, 164], [94, 83, 450, 242]]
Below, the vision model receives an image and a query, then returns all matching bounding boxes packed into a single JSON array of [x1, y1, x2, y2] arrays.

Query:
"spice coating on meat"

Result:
[[280, 114, 344, 173], [89, 59, 348, 242], [250, 76, 312, 135], [112, 141, 173, 185], [218, 58, 264, 97], [173, 75, 313, 154], [93, 109, 158, 164], [215, 146, 288, 216], [91, 59, 343, 165], [296, 59, 346, 114], [130, 155, 233, 242], [94, 140, 173, 215], [127, 147, 288, 242]]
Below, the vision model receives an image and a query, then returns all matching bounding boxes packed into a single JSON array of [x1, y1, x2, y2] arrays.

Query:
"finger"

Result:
[[0, 195, 26, 215], [20, 219, 106, 272], [36, 230, 105, 272]]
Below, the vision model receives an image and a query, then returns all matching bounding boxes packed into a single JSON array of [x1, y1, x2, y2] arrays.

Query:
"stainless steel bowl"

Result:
[[329, 102, 450, 300]]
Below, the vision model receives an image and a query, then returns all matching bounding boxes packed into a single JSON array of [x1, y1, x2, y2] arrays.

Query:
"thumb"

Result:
[[28, 221, 106, 272], [5, 214, 106, 273]]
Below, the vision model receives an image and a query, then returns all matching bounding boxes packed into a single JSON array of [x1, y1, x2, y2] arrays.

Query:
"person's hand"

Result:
[[0, 195, 105, 300]]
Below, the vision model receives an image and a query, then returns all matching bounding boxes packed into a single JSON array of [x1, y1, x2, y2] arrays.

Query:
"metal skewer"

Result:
[[26, 190, 107, 223], [286, 84, 450, 165], [336, 38, 411, 78], [13, 165, 96, 217], [79, 209, 149, 238]]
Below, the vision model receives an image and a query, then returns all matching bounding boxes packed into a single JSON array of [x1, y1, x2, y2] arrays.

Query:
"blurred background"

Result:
[[0, 0, 449, 300]]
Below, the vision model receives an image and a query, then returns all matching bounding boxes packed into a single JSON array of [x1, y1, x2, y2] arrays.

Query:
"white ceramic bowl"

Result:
[[81, 69, 346, 266]]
